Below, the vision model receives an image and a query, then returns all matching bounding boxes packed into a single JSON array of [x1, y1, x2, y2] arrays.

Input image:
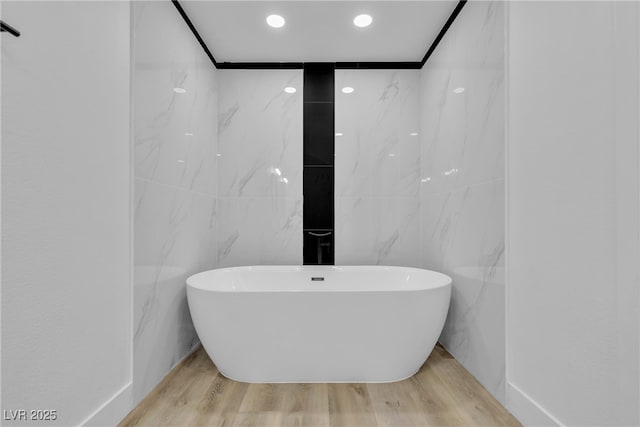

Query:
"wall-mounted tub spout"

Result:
[[304, 230, 333, 265], [1, 20, 21, 37], [308, 231, 332, 265]]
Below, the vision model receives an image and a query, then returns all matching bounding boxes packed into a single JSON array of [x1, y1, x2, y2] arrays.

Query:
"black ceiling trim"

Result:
[[420, 0, 467, 67], [173, 0, 466, 70], [172, 0, 218, 67], [335, 62, 421, 70], [218, 62, 304, 69], [216, 61, 422, 70]]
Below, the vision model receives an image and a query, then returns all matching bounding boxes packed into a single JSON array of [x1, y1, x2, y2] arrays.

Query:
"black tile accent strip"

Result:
[[303, 167, 334, 230], [304, 103, 335, 165], [303, 64, 335, 265], [304, 63, 335, 102]]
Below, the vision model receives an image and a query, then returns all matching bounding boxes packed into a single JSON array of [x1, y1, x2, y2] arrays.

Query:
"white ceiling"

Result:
[[180, 1, 458, 63]]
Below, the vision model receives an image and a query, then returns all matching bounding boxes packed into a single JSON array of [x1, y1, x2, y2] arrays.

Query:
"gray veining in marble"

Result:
[[133, 0, 218, 404], [335, 70, 421, 266], [216, 70, 303, 267], [420, 1, 506, 403], [217, 70, 303, 199]]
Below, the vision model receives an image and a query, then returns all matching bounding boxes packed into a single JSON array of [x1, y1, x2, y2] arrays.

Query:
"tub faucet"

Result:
[[318, 241, 331, 264], [309, 231, 332, 265]]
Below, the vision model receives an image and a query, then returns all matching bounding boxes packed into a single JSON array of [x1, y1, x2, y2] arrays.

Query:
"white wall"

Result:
[[133, 0, 218, 404], [334, 70, 421, 266], [420, 1, 506, 403], [506, 2, 640, 425], [1, 1, 132, 425], [216, 70, 303, 267]]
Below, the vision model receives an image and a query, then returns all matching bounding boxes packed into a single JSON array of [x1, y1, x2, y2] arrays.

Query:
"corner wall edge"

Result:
[[506, 382, 564, 427]]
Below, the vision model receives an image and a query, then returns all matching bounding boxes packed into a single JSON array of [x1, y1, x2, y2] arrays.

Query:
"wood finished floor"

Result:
[[119, 344, 521, 427]]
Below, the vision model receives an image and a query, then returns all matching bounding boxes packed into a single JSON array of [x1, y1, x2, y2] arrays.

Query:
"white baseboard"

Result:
[[80, 342, 202, 426], [507, 382, 564, 427], [80, 381, 133, 427]]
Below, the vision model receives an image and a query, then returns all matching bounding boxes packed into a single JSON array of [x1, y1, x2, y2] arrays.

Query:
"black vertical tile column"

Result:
[[303, 63, 335, 265]]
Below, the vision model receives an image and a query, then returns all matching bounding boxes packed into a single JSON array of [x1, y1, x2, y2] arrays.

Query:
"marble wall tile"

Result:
[[334, 70, 421, 266], [217, 70, 303, 198], [217, 197, 302, 267], [133, 0, 218, 404], [420, 1, 504, 196], [133, 178, 216, 401], [216, 70, 303, 267], [421, 180, 505, 400], [335, 70, 421, 198], [421, 182, 504, 273], [419, 1, 506, 404], [134, 3, 217, 197], [336, 197, 420, 267]]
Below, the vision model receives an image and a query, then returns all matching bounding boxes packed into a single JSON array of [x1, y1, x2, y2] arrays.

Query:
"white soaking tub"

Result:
[[186, 265, 452, 383]]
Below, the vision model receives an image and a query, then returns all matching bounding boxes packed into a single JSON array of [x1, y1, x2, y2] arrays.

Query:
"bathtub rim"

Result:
[[186, 265, 452, 293]]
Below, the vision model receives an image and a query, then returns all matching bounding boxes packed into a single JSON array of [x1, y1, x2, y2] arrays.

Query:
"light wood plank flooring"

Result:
[[119, 344, 521, 427]]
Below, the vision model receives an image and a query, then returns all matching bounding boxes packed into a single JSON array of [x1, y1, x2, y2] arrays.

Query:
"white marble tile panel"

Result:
[[421, 179, 505, 402], [442, 264, 505, 401], [133, 178, 216, 402], [420, 1, 504, 196], [335, 70, 421, 197], [217, 70, 303, 198], [133, 0, 219, 404], [133, 2, 217, 196], [217, 197, 303, 267], [419, 0, 505, 405], [336, 197, 420, 267]]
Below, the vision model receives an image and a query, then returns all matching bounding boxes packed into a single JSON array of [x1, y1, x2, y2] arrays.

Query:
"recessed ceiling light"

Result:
[[453, 87, 465, 94], [409, 132, 419, 136], [173, 87, 186, 94], [341, 86, 354, 94], [267, 14, 285, 28], [284, 87, 296, 94], [335, 132, 344, 137], [177, 159, 185, 163], [354, 14, 373, 28], [184, 132, 193, 136]]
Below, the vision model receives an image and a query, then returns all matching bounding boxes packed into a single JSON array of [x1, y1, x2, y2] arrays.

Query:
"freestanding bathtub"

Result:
[[186, 265, 452, 383]]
